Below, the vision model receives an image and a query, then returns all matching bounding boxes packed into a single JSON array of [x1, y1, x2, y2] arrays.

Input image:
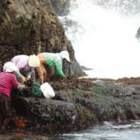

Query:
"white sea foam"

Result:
[[59, 0, 140, 79]]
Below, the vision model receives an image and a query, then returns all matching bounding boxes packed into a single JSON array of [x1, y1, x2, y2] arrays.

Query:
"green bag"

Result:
[[12, 81, 43, 98]]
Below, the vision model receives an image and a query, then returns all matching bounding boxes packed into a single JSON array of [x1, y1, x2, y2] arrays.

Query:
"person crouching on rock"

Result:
[[11, 54, 40, 83], [0, 62, 25, 130], [37, 51, 71, 84]]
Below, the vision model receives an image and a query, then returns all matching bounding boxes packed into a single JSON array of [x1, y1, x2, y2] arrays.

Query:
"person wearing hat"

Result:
[[11, 54, 40, 82], [37, 51, 71, 84], [0, 62, 25, 130]]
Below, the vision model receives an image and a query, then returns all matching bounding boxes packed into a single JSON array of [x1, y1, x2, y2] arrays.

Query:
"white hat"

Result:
[[3, 62, 18, 72], [40, 82, 55, 99], [60, 51, 70, 62], [28, 54, 40, 67]]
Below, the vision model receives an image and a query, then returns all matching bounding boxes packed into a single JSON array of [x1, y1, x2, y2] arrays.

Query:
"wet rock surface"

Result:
[[4, 76, 140, 138]]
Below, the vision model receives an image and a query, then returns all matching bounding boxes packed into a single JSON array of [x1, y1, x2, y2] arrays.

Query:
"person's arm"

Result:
[[11, 75, 25, 91], [15, 69, 22, 78], [14, 58, 26, 78], [15, 70, 26, 82], [11, 74, 19, 88], [26, 67, 34, 78], [14, 58, 27, 81], [55, 60, 66, 77], [17, 83, 25, 91]]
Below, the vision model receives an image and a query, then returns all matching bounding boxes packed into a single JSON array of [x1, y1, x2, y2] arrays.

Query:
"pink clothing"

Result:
[[0, 72, 19, 97], [11, 55, 34, 74]]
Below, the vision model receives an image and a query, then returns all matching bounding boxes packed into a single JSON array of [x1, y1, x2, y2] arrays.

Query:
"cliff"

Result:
[[0, 0, 83, 76]]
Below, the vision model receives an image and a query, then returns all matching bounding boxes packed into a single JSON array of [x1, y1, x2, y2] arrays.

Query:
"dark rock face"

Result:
[[0, 0, 83, 76], [12, 97, 78, 125], [50, 0, 71, 16]]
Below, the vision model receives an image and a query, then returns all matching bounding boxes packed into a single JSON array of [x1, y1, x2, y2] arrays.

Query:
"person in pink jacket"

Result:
[[11, 54, 40, 82], [0, 62, 25, 130]]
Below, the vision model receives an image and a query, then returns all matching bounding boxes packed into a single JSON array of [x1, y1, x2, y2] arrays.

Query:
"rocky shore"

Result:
[[1, 0, 140, 140], [1, 76, 140, 139]]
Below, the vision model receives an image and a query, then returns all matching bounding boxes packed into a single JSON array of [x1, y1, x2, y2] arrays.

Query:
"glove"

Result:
[[27, 75, 31, 79], [21, 76, 26, 83]]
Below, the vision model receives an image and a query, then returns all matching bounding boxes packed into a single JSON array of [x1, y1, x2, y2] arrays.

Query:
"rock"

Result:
[[136, 26, 140, 40], [12, 96, 78, 126], [81, 66, 93, 70], [9, 77, 140, 135], [0, 0, 83, 76], [50, 0, 71, 16]]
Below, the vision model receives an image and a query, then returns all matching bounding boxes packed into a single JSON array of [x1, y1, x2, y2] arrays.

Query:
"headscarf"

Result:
[[60, 51, 70, 62], [29, 54, 40, 67], [3, 62, 18, 72]]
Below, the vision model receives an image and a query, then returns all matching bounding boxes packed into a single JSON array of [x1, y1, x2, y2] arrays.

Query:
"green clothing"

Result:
[[43, 53, 65, 77], [15, 70, 22, 78], [26, 71, 33, 77], [11, 82, 43, 98]]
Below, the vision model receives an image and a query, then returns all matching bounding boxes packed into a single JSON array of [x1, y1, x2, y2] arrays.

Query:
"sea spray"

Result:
[[59, 0, 140, 79]]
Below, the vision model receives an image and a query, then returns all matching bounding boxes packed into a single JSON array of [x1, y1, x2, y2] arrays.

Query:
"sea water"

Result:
[[49, 120, 140, 140]]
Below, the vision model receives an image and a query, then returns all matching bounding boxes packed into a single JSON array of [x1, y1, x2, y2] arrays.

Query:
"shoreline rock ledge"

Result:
[[9, 77, 140, 136]]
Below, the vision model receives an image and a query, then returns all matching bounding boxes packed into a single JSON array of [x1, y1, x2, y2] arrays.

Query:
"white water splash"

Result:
[[50, 121, 140, 140], [59, 0, 140, 79]]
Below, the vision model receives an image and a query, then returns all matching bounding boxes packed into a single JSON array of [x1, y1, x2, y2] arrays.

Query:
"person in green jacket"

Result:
[[37, 51, 70, 84]]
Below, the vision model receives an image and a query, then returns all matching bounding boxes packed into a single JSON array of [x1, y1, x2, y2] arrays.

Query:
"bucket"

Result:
[[40, 82, 55, 99]]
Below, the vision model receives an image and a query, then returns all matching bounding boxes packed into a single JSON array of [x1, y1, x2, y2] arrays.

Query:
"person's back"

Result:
[[37, 51, 71, 84], [0, 72, 18, 97], [11, 55, 30, 73]]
